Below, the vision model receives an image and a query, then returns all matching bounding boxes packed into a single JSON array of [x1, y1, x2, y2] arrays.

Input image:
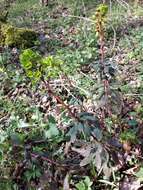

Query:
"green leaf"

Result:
[[17, 120, 29, 128], [76, 181, 86, 190], [48, 115, 56, 123], [66, 125, 79, 142], [10, 133, 23, 145], [135, 167, 143, 181], [79, 112, 100, 127], [84, 176, 93, 188], [91, 127, 103, 141], [75, 176, 93, 190], [0, 151, 3, 161], [128, 119, 138, 127], [44, 123, 59, 139]]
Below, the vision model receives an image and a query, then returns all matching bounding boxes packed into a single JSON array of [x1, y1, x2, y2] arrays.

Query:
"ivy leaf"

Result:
[[128, 119, 138, 127], [44, 123, 59, 139], [48, 115, 56, 124]]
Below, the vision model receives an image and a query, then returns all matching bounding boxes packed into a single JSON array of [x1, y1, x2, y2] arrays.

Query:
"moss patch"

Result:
[[0, 24, 38, 48]]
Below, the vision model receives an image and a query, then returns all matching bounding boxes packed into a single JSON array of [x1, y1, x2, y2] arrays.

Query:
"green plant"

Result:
[[20, 49, 64, 83], [20, 49, 79, 121], [24, 164, 42, 182], [19, 49, 42, 83], [18, 4, 113, 187], [120, 129, 137, 144], [75, 176, 93, 190]]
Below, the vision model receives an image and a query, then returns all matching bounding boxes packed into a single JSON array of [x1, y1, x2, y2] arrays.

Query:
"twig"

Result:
[[79, 70, 95, 81], [31, 153, 81, 170], [124, 93, 143, 96], [62, 14, 95, 23]]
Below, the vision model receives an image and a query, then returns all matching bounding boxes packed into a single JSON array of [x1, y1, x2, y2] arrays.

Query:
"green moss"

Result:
[[0, 24, 38, 48]]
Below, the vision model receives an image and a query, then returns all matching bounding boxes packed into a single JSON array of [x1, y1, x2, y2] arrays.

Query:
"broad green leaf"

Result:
[[44, 123, 59, 139], [135, 167, 143, 181], [48, 115, 56, 123], [91, 127, 102, 141], [66, 125, 78, 142], [128, 119, 138, 127], [17, 120, 29, 128]]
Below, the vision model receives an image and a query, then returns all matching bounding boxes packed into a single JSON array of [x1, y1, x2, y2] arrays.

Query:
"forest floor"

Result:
[[1, 0, 143, 189]]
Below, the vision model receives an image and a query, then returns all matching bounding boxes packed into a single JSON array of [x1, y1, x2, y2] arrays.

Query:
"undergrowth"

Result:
[[0, 0, 143, 190]]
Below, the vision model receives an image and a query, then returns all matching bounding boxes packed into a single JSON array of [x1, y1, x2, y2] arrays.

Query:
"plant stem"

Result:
[[96, 8, 111, 116], [43, 79, 80, 121]]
